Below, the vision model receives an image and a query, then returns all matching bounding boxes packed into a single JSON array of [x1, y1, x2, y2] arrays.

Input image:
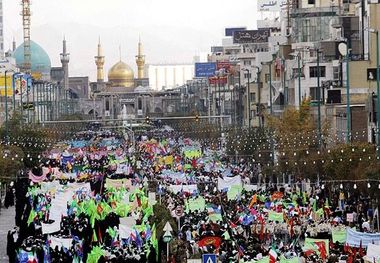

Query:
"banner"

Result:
[[218, 175, 242, 191], [268, 211, 284, 223], [346, 228, 380, 247], [105, 178, 133, 189], [279, 256, 299, 263], [227, 185, 243, 200], [198, 236, 222, 249], [49, 236, 73, 250], [332, 227, 346, 243], [41, 222, 60, 234], [187, 197, 206, 212], [169, 185, 198, 194], [367, 243, 380, 261]]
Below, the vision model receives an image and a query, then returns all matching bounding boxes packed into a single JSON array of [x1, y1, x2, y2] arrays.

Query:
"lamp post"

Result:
[[269, 62, 273, 115], [345, 45, 351, 144], [317, 49, 322, 147], [243, 68, 251, 127], [4, 70, 14, 142], [297, 52, 302, 107], [368, 29, 380, 157]]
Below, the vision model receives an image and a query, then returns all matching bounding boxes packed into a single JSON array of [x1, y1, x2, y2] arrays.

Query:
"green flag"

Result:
[[27, 209, 36, 226], [151, 224, 159, 261]]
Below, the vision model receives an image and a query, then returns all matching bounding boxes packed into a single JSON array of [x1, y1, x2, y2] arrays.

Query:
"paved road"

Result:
[[0, 206, 15, 263]]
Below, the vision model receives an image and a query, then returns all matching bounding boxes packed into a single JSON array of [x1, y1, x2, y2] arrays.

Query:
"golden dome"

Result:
[[108, 61, 134, 88]]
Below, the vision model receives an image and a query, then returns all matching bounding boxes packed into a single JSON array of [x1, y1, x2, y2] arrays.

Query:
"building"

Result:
[[13, 40, 51, 81]]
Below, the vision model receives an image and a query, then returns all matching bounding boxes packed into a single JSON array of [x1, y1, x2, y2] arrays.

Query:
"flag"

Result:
[[43, 239, 51, 263], [312, 199, 317, 212], [198, 236, 222, 249], [269, 246, 277, 263], [314, 241, 327, 260], [248, 194, 257, 208], [151, 224, 159, 261]]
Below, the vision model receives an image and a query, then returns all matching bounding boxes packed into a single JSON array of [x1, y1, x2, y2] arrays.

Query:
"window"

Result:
[[105, 100, 110, 111], [309, 87, 322, 101], [308, 0, 315, 4], [309, 66, 326, 78], [244, 73, 252, 79], [244, 60, 251, 66], [301, 19, 310, 42], [333, 66, 340, 80], [265, 73, 270, 83], [250, 92, 256, 103], [138, 98, 142, 109]]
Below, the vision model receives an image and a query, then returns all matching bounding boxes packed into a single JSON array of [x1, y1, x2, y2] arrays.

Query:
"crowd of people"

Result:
[[2, 128, 380, 263]]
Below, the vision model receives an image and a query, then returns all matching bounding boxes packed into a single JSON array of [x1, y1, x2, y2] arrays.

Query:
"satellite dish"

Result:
[[338, 42, 347, 56]]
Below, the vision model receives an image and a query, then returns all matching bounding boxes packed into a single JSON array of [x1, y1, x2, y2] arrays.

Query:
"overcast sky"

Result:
[[3, 0, 257, 81]]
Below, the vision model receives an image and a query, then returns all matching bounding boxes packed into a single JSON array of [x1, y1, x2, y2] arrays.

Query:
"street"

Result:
[[0, 206, 15, 263]]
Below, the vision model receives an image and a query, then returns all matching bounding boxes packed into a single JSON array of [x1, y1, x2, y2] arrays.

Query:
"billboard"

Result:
[[211, 46, 223, 53], [257, 0, 287, 12], [233, 29, 270, 44], [208, 76, 227, 85], [0, 74, 32, 97], [217, 61, 231, 73], [195, 62, 216, 78], [225, 27, 247, 37], [0, 76, 13, 96]]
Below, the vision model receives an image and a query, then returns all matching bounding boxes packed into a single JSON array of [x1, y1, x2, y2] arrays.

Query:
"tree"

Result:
[[267, 99, 327, 181]]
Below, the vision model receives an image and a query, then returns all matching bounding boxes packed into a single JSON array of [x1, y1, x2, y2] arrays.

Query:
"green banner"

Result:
[[227, 185, 243, 200], [280, 256, 299, 263], [268, 211, 284, 223], [332, 228, 347, 243]]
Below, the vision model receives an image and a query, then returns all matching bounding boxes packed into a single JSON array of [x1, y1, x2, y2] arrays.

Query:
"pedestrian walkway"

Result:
[[0, 206, 15, 263]]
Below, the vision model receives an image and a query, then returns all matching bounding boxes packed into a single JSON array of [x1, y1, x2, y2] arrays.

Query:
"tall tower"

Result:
[[21, 0, 31, 73], [60, 37, 70, 91], [135, 37, 145, 79], [0, 0, 4, 59], [95, 38, 105, 82]]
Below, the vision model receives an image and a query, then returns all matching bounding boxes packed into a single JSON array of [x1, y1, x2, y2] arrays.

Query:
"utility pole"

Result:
[[346, 44, 351, 144], [298, 53, 302, 107], [317, 49, 322, 148]]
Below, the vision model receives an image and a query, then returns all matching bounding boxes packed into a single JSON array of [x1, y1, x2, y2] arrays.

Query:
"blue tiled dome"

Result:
[[13, 40, 51, 76]]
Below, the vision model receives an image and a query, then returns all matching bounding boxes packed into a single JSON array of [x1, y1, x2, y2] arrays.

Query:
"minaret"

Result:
[[60, 36, 70, 91], [12, 37, 16, 52], [95, 37, 105, 82], [135, 37, 145, 79]]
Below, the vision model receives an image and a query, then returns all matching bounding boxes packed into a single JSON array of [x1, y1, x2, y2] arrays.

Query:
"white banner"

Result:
[[168, 185, 198, 194], [367, 243, 380, 259], [49, 236, 73, 249], [346, 228, 380, 247], [41, 222, 60, 234], [217, 175, 242, 191]]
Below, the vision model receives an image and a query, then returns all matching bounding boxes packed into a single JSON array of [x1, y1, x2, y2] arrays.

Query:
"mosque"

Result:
[[7, 38, 181, 121]]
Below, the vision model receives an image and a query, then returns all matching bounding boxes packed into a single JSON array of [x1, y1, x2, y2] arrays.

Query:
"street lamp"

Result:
[[290, 52, 302, 107], [338, 41, 351, 143], [367, 28, 380, 157], [242, 68, 251, 127]]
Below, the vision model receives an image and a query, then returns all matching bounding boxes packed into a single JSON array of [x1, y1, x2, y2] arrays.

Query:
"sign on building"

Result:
[[195, 63, 217, 78], [233, 29, 270, 44], [257, 0, 287, 12]]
